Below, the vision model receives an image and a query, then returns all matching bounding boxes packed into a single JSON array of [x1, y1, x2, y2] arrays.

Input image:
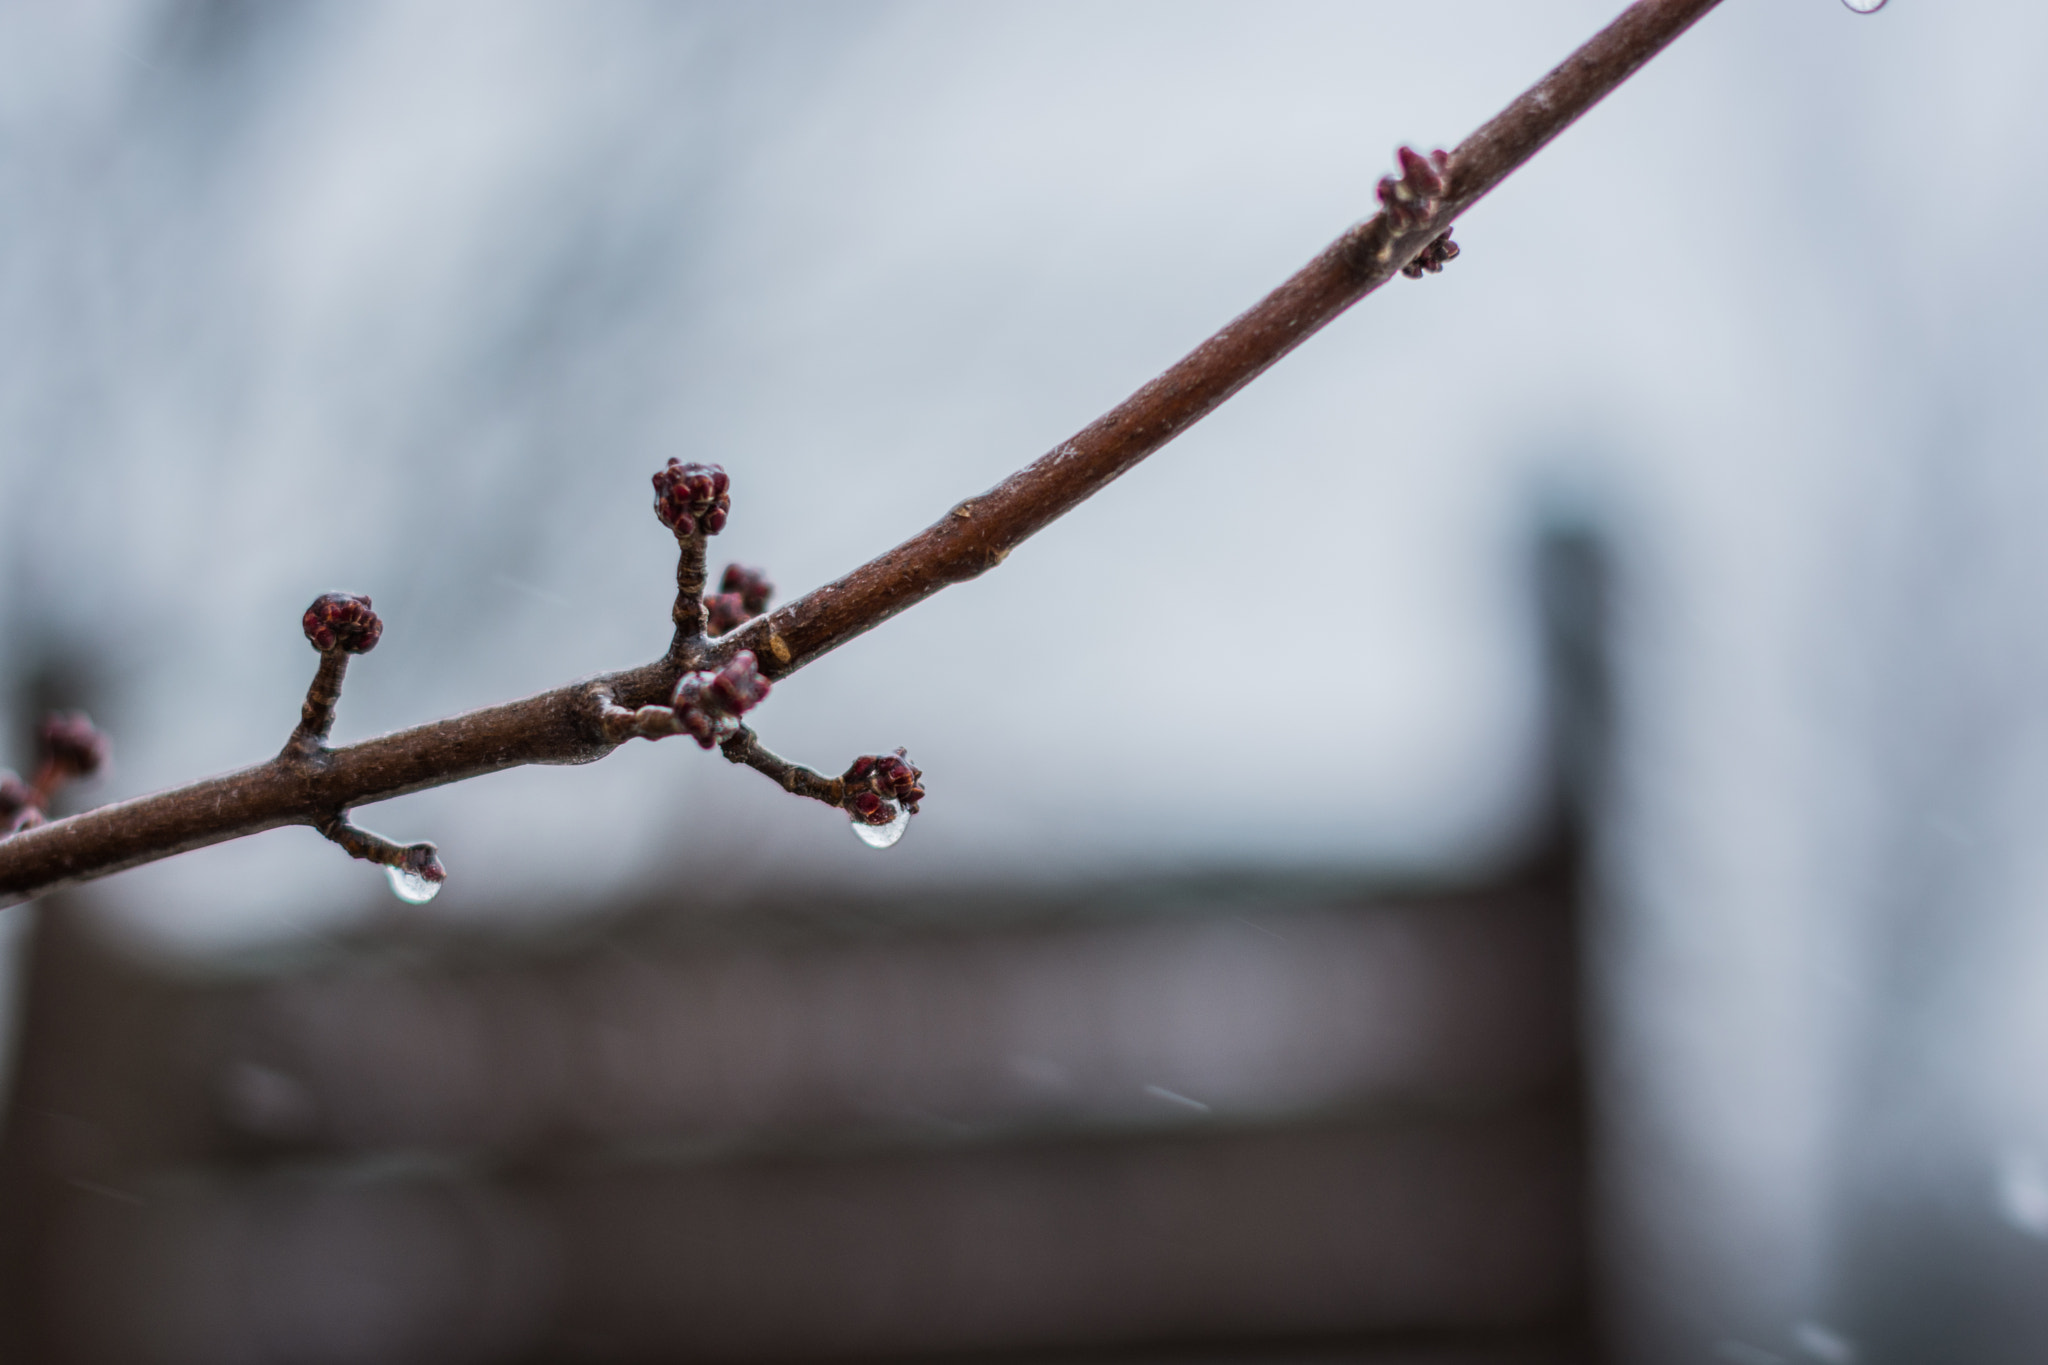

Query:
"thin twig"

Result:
[[0, 0, 1725, 908], [288, 652, 351, 757], [670, 530, 709, 661], [719, 726, 847, 809]]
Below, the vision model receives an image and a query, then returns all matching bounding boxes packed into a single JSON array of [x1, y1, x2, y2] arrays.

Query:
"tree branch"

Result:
[[0, 0, 1724, 909], [710, 0, 1725, 678]]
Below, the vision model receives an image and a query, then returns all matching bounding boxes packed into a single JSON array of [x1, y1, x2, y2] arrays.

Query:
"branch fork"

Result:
[[598, 461, 926, 844]]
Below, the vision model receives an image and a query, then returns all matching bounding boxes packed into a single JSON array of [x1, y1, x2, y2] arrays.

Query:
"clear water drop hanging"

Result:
[[850, 801, 911, 850], [1841, 0, 1886, 13], [386, 865, 443, 904]]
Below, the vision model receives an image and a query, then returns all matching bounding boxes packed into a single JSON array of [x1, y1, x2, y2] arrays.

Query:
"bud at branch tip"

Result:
[[653, 459, 731, 537], [303, 593, 383, 654]]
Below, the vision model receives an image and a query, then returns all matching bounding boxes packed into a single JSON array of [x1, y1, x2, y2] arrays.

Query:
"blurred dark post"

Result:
[[0, 517, 1616, 1365], [1534, 515, 1613, 846]]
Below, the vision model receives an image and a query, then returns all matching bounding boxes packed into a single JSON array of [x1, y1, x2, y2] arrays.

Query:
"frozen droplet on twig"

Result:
[[850, 801, 910, 849], [1841, 0, 1886, 13], [385, 864, 443, 904]]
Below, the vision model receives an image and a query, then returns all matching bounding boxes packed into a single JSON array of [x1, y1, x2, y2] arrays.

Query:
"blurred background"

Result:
[[3, 0, 2047, 1361]]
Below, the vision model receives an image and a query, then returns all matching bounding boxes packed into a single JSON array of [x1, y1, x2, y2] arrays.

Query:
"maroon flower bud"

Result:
[[652, 459, 732, 537], [706, 652, 770, 714], [1401, 230, 1461, 279], [719, 564, 774, 615], [39, 711, 110, 781], [671, 650, 771, 749], [849, 790, 891, 826], [1377, 146, 1451, 232], [843, 746, 924, 815], [705, 594, 750, 636], [1396, 145, 1445, 198], [302, 592, 383, 654]]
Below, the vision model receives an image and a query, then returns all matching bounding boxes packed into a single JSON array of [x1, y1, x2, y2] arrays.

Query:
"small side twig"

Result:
[[313, 812, 445, 888], [720, 728, 926, 830], [718, 726, 846, 808], [1, 713, 111, 836]]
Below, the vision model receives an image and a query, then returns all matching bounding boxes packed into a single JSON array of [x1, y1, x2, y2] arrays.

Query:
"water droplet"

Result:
[[386, 864, 443, 904], [850, 801, 910, 849], [1841, 0, 1886, 12]]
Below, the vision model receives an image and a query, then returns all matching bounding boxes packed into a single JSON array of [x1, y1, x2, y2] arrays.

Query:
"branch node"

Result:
[[719, 726, 847, 807], [1377, 145, 1451, 234], [717, 728, 926, 841], [594, 688, 685, 744]]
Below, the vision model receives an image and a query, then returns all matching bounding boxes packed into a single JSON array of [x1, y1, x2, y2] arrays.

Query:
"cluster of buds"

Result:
[[1, 710, 111, 837], [706, 564, 774, 636], [843, 747, 924, 825], [671, 650, 771, 748], [653, 459, 731, 537], [302, 592, 383, 654], [1378, 145, 1450, 233], [1401, 231, 1461, 279]]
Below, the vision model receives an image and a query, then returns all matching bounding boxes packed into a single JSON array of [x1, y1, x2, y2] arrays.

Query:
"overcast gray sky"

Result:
[[7, 3, 2048, 1361]]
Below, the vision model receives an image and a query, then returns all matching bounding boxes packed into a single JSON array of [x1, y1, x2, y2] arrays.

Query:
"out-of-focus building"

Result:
[[0, 854, 1593, 1364]]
